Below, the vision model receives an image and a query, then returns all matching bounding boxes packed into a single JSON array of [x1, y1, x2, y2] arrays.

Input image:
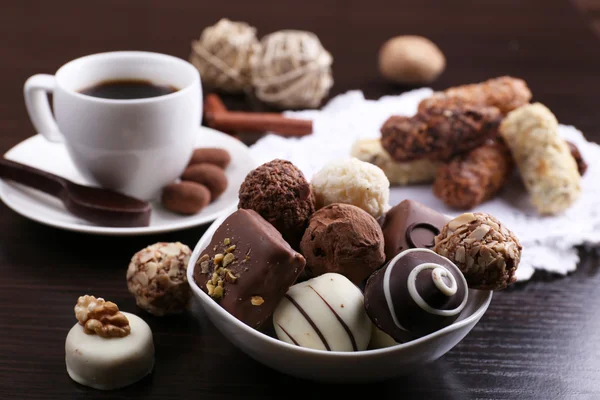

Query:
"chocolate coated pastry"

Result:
[[382, 199, 450, 260], [567, 141, 587, 176], [434, 212, 522, 290], [432, 140, 513, 209], [418, 76, 532, 115], [381, 101, 501, 162], [300, 204, 385, 284], [238, 159, 315, 249], [364, 248, 468, 343], [193, 209, 306, 329]]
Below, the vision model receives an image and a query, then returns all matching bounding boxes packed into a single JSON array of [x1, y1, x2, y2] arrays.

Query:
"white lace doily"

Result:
[[249, 89, 600, 282]]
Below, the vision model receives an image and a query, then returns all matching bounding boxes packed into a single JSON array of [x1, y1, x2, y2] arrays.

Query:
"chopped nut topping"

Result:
[[225, 245, 237, 253], [74, 295, 130, 338], [223, 253, 235, 267], [434, 212, 522, 290], [214, 253, 224, 264], [205, 265, 238, 300], [251, 296, 264, 306], [198, 254, 209, 263], [224, 238, 231, 246], [225, 270, 237, 282], [200, 261, 210, 273]]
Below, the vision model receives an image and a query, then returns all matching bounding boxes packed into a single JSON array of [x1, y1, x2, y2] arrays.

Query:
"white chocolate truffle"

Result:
[[311, 158, 390, 218], [65, 312, 154, 390], [127, 242, 192, 316], [273, 273, 372, 352], [368, 325, 398, 349]]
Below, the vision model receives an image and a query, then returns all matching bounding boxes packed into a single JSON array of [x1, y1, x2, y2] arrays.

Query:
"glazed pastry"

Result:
[[350, 138, 438, 185], [381, 101, 501, 162], [418, 76, 532, 115], [500, 103, 581, 215], [434, 212, 522, 290], [432, 140, 513, 209], [65, 295, 154, 390], [273, 273, 372, 351], [364, 248, 468, 343]]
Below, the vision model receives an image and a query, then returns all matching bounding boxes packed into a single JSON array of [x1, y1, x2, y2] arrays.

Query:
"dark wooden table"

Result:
[[2, 1, 600, 398]]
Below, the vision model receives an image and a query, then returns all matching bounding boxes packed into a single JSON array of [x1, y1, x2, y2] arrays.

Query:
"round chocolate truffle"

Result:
[[364, 248, 468, 343], [238, 159, 315, 249], [126, 242, 192, 316], [300, 203, 385, 284], [433, 212, 522, 290]]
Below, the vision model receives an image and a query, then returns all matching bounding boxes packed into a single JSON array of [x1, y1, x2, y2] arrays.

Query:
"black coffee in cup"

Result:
[[79, 79, 178, 100]]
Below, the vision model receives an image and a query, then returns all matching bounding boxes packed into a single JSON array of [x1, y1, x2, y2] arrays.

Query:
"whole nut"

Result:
[[378, 35, 445, 85], [181, 163, 228, 201], [162, 181, 210, 215], [188, 148, 231, 169]]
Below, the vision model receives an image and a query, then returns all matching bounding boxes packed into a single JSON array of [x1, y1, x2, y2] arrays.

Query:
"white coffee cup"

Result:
[[24, 51, 201, 200]]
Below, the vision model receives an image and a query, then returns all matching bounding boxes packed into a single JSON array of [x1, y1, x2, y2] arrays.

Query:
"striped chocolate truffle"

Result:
[[273, 273, 372, 352], [364, 248, 468, 343]]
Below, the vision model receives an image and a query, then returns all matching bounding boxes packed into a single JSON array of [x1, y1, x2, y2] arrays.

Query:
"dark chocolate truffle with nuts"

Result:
[[433, 212, 522, 290], [300, 203, 385, 284], [238, 159, 315, 249], [193, 208, 305, 329]]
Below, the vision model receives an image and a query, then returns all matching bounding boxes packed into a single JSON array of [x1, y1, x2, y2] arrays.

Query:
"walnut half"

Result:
[[74, 295, 131, 338]]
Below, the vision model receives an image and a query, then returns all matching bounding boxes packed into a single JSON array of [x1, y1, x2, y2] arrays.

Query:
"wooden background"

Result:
[[1, 0, 600, 399]]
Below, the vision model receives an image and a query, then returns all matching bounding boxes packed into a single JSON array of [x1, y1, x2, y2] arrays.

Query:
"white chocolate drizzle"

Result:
[[383, 248, 468, 330]]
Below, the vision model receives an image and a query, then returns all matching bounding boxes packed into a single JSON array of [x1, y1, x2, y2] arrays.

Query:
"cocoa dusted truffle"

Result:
[[300, 203, 385, 284], [433, 212, 522, 290], [382, 199, 450, 261], [380, 101, 501, 162], [193, 209, 305, 329], [238, 159, 315, 249], [364, 248, 468, 343]]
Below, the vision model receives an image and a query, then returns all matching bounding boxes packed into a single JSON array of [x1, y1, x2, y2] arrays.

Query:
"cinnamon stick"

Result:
[[205, 112, 312, 137], [204, 93, 228, 115]]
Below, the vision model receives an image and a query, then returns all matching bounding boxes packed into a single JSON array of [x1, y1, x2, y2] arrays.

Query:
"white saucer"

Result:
[[0, 127, 257, 236]]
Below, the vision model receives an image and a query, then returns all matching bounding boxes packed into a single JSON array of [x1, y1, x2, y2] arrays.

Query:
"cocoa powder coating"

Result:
[[238, 159, 315, 249]]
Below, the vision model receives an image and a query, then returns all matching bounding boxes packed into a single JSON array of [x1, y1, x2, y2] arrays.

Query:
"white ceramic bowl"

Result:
[[187, 208, 493, 383]]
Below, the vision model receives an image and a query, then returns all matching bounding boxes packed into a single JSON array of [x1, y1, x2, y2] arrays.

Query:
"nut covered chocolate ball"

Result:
[[434, 212, 522, 290], [300, 203, 385, 284], [364, 248, 468, 343], [239, 159, 315, 249], [127, 242, 192, 316]]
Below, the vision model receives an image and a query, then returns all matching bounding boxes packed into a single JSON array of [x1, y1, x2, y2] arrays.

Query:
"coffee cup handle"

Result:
[[24, 74, 64, 143]]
